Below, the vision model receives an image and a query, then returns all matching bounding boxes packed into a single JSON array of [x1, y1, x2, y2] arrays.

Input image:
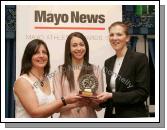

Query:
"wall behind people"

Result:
[[16, 5, 122, 75]]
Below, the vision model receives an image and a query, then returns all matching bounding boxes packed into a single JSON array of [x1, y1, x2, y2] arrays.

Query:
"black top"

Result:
[[102, 49, 150, 118]]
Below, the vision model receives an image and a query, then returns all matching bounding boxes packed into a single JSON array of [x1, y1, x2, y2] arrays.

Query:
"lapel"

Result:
[[116, 48, 132, 88], [109, 55, 116, 73], [106, 55, 116, 88], [117, 49, 131, 77]]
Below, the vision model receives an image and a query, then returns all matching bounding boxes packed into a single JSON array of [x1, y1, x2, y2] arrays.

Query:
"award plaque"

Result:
[[79, 74, 98, 97]]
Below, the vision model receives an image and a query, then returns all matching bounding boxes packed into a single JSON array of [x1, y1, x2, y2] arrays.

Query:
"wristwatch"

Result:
[[61, 97, 67, 106]]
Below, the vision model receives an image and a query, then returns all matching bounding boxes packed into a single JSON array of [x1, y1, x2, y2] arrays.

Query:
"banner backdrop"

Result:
[[16, 5, 122, 118], [16, 5, 122, 75]]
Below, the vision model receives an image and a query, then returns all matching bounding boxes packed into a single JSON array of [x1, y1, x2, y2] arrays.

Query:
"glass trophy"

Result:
[[79, 74, 98, 97]]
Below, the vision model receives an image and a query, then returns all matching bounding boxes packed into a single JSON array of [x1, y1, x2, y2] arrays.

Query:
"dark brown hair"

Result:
[[61, 32, 94, 91], [20, 39, 50, 75]]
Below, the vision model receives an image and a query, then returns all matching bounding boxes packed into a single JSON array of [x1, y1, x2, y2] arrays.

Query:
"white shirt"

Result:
[[110, 56, 124, 114]]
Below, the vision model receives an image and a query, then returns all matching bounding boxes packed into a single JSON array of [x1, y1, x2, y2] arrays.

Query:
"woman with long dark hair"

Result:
[[14, 39, 81, 118], [54, 32, 103, 118]]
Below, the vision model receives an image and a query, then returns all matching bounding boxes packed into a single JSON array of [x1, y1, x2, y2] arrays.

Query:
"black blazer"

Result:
[[103, 49, 150, 118]]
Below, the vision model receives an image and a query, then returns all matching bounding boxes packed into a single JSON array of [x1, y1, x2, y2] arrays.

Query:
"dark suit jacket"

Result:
[[103, 49, 150, 118]]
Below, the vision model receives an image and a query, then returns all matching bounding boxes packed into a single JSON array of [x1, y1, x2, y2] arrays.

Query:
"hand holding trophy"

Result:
[[79, 74, 98, 97]]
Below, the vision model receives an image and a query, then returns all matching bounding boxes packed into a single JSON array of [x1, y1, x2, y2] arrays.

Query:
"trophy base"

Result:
[[79, 91, 97, 98]]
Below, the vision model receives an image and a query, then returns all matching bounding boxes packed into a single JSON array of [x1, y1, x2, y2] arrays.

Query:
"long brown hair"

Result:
[[61, 32, 94, 91]]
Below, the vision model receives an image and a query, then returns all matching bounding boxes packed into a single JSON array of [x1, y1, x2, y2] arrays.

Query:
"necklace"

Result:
[[30, 72, 44, 87]]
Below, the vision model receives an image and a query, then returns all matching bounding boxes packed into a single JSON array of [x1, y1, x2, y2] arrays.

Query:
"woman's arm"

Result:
[[14, 78, 81, 118], [14, 78, 64, 118]]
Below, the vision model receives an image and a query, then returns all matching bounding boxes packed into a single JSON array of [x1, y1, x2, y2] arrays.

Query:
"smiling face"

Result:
[[109, 25, 130, 52], [31, 44, 48, 69], [70, 36, 86, 63]]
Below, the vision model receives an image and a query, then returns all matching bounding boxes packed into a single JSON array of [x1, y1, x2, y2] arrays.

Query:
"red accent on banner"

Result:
[[34, 26, 105, 30]]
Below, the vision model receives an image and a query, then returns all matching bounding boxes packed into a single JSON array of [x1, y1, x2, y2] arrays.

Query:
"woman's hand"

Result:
[[96, 92, 113, 103], [75, 98, 91, 107], [64, 95, 82, 104]]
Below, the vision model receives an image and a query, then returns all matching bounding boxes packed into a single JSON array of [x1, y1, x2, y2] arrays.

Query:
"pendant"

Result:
[[77, 107, 80, 113]]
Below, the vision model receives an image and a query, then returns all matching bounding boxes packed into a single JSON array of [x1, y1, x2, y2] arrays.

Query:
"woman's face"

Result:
[[109, 25, 129, 52], [32, 44, 48, 69], [70, 36, 86, 62]]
